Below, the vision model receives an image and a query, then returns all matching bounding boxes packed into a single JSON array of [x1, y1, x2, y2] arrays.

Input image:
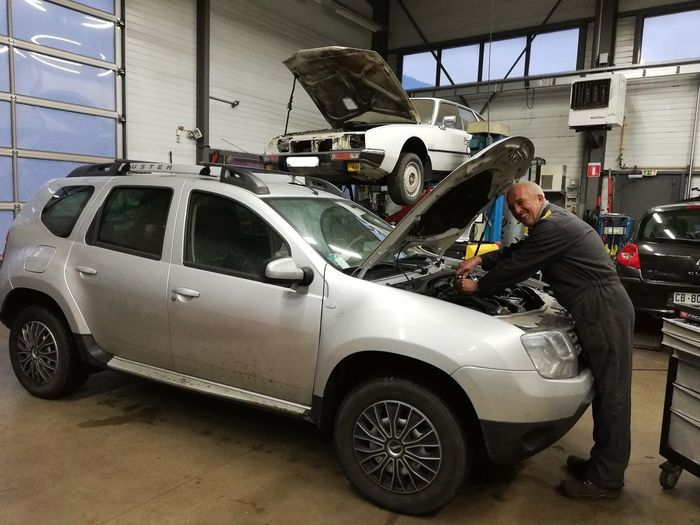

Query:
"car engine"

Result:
[[391, 269, 546, 315]]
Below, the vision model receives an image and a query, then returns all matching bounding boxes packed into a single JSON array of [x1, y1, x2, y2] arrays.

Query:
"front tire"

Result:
[[388, 153, 424, 206], [9, 306, 88, 399], [334, 378, 469, 515]]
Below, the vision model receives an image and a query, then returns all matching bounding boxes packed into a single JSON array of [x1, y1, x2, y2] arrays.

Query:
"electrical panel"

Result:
[[568, 73, 626, 128]]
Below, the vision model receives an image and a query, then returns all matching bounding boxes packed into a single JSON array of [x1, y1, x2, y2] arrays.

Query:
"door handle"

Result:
[[75, 266, 97, 275], [171, 287, 200, 298]]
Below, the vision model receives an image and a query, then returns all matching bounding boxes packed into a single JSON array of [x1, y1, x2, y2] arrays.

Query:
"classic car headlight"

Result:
[[333, 133, 365, 150], [277, 138, 290, 152], [520, 329, 579, 379]]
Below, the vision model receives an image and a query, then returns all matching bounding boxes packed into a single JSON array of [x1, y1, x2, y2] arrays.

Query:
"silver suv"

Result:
[[0, 137, 593, 515]]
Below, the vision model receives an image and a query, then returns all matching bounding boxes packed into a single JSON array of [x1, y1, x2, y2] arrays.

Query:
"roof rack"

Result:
[[67, 160, 212, 178], [220, 166, 270, 195]]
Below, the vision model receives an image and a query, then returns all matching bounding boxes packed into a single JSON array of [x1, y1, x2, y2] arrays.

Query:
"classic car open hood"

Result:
[[284, 47, 421, 129], [357, 136, 534, 278]]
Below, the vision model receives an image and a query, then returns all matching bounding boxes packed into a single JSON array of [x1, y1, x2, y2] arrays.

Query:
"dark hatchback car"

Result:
[[617, 202, 700, 317]]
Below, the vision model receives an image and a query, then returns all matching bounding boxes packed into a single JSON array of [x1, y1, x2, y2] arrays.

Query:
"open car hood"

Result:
[[357, 136, 535, 278], [284, 47, 421, 129]]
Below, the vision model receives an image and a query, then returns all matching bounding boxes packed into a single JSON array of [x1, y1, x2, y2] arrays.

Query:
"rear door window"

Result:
[[88, 186, 173, 259], [41, 185, 95, 238]]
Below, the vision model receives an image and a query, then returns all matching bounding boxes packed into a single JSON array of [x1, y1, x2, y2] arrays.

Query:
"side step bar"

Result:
[[107, 357, 311, 418]]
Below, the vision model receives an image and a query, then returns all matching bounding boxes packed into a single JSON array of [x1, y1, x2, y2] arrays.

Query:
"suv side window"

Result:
[[436, 102, 462, 129], [41, 185, 95, 238], [459, 107, 477, 129], [184, 191, 289, 279], [88, 186, 172, 259]]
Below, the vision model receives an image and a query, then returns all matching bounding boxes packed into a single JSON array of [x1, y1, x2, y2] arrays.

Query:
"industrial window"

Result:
[[641, 9, 700, 63], [14, 50, 116, 110], [41, 185, 95, 238], [0, 45, 8, 92], [402, 51, 438, 89], [529, 28, 579, 75], [73, 0, 116, 14], [0, 101, 10, 147], [0, 3, 6, 35], [0, 211, 13, 252], [185, 192, 289, 280], [16, 104, 116, 158], [13, 0, 115, 62], [91, 187, 173, 259], [482, 36, 526, 81], [439, 45, 479, 86], [400, 26, 581, 90], [0, 157, 11, 201]]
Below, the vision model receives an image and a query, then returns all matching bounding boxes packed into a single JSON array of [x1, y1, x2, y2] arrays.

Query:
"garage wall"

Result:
[[125, 0, 197, 163], [388, 0, 596, 50], [209, 0, 373, 156]]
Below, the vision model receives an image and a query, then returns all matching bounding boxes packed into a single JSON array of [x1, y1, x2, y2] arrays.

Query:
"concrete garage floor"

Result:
[[1, 325, 698, 525]]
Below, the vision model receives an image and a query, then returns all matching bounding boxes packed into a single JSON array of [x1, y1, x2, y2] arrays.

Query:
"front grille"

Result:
[[290, 138, 332, 153]]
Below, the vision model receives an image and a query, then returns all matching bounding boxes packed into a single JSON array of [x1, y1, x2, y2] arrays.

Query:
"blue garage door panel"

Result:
[[13, 1, 115, 62], [0, 156, 13, 201], [18, 158, 87, 201], [16, 104, 116, 157], [14, 49, 116, 110]]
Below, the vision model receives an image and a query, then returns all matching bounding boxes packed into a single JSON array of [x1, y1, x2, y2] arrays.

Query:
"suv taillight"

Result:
[[617, 242, 640, 269]]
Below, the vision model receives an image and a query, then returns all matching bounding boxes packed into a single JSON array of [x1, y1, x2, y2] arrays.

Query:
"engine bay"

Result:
[[390, 269, 547, 316]]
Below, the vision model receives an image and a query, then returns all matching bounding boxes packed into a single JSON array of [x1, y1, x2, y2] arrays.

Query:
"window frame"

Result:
[[86, 185, 174, 260], [183, 190, 291, 283], [396, 21, 586, 90]]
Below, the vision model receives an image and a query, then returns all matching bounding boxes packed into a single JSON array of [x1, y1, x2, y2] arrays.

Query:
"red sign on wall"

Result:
[[587, 162, 602, 178]]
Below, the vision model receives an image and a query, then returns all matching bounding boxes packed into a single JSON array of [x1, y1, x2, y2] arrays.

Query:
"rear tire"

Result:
[[9, 306, 89, 399], [388, 153, 424, 206], [334, 377, 470, 515]]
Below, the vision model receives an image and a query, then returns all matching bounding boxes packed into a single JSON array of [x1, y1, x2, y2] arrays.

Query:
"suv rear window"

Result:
[[639, 207, 700, 242], [89, 186, 173, 258], [41, 185, 95, 238]]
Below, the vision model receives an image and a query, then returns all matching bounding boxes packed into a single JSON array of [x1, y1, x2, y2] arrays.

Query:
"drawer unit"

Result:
[[667, 410, 700, 465], [676, 353, 700, 392]]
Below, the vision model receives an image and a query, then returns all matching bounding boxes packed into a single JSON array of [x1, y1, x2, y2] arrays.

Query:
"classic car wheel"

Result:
[[334, 378, 469, 515], [9, 306, 88, 399], [388, 153, 424, 206]]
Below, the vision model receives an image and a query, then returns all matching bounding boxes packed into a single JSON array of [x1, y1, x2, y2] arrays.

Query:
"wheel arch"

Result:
[[1, 288, 68, 329], [400, 137, 432, 180], [314, 351, 484, 449]]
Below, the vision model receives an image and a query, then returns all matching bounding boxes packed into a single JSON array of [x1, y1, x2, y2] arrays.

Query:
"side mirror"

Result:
[[264, 257, 314, 286], [440, 115, 457, 130]]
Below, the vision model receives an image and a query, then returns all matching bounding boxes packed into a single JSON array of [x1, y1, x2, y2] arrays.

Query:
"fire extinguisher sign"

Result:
[[587, 162, 602, 178]]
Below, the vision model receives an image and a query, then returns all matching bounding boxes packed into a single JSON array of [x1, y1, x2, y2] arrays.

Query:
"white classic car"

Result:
[[264, 47, 484, 205]]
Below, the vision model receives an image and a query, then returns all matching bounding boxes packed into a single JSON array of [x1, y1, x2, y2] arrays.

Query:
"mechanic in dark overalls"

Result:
[[455, 181, 634, 500]]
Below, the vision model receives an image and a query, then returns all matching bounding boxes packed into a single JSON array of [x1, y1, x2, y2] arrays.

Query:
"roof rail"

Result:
[[304, 177, 345, 197], [220, 166, 270, 195], [66, 160, 212, 178]]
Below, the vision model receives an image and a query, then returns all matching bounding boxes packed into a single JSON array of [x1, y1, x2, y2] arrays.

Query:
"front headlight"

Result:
[[521, 329, 580, 379]]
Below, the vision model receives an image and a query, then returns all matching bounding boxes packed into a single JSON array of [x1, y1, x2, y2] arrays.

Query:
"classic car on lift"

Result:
[[263, 46, 483, 206]]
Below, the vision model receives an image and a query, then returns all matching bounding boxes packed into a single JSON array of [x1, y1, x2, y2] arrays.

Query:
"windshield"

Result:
[[266, 197, 425, 270], [639, 207, 700, 242], [411, 99, 435, 124]]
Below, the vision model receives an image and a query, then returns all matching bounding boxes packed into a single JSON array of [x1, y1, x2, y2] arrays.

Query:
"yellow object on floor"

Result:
[[465, 243, 499, 259]]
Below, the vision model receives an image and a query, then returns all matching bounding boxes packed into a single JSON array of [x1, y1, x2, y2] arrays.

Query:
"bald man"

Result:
[[456, 181, 634, 500]]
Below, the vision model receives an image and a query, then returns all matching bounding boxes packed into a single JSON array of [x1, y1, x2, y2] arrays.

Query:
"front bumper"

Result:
[[451, 366, 594, 463], [268, 149, 386, 184]]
